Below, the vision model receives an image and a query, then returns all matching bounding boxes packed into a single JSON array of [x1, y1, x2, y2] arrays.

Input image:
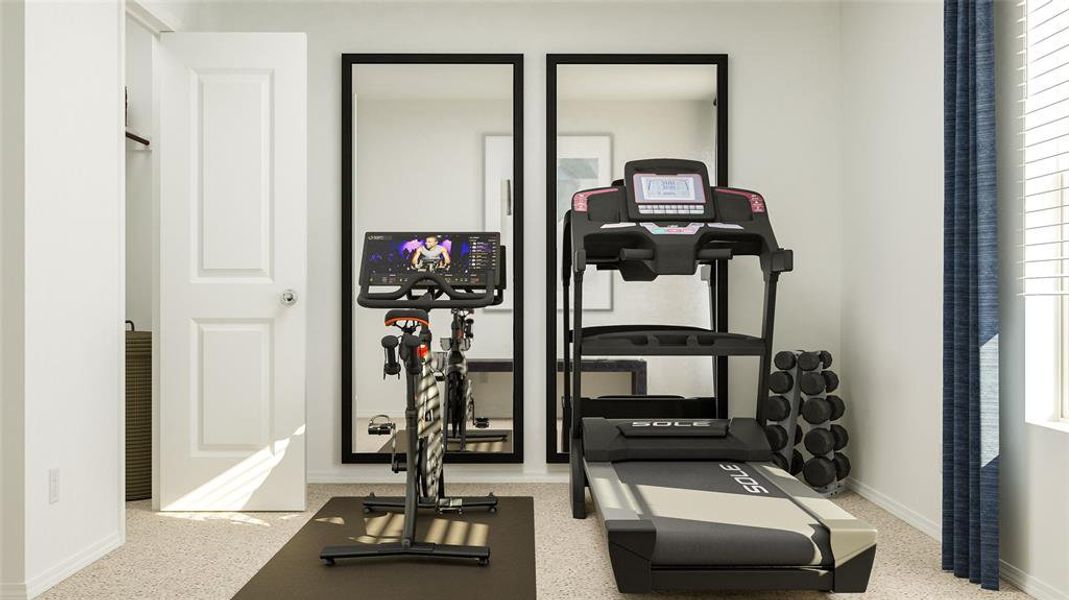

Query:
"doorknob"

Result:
[[280, 289, 299, 306]]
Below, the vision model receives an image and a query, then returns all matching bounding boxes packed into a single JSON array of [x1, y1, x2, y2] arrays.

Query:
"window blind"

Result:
[[1023, 0, 1069, 295]]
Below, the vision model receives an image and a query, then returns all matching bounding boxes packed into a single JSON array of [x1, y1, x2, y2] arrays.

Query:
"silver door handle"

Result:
[[280, 289, 298, 306]]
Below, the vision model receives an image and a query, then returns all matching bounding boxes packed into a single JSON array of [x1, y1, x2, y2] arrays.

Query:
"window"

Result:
[[1023, 0, 1069, 425]]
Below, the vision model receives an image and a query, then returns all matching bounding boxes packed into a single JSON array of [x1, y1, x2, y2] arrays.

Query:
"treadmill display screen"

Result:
[[361, 232, 499, 287], [634, 173, 706, 204]]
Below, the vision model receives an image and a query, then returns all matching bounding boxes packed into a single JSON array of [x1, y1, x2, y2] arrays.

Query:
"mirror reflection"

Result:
[[349, 61, 520, 460], [551, 62, 723, 455]]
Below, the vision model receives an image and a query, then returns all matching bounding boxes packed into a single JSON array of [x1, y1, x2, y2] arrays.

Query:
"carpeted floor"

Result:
[[39, 483, 1030, 600]]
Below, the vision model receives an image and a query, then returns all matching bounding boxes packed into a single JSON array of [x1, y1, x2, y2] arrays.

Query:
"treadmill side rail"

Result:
[[585, 461, 657, 593], [832, 545, 877, 593], [755, 463, 877, 592], [584, 462, 644, 521], [605, 520, 657, 593]]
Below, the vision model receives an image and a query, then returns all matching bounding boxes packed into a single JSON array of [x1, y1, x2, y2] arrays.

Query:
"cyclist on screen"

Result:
[[411, 235, 451, 272]]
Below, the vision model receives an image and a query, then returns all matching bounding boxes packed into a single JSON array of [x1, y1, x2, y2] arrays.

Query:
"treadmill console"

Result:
[[565, 157, 792, 280], [625, 159, 714, 222]]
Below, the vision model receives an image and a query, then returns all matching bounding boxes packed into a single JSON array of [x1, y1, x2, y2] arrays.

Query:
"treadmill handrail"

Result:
[[572, 229, 784, 277], [611, 247, 731, 263]]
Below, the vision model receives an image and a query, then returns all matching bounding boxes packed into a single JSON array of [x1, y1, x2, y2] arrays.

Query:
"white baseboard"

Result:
[[307, 468, 403, 484], [23, 531, 123, 599], [1000, 559, 1069, 600], [847, 479, 1068, 598], [0, 583, 28, 600], [845, 477, 942, 541]]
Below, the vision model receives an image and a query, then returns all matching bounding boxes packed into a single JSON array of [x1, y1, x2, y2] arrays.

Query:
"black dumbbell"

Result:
[[772, 453, 789, 471], [797, 351, 822, 372], [764, 395, 791, 421], [794, 424, 803, 446], [827, 395, 845, 421], [831, 424, 849, 450], [833, 452, 852, 480], [799, 371, 826, 395], [822, 370, 840, 393], [804, 428, 835, 456], [774, 351, 797, 371], [790, 449, 804, 475], [801, 396, 832, 424], [765, 424, 788, 450], [803, 456, 837, 487], [819, 350, 833, 368], [768, 371, 794, 394]]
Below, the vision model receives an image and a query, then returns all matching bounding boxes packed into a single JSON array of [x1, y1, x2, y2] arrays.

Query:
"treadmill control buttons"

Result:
[[638, 204, 704, 215]]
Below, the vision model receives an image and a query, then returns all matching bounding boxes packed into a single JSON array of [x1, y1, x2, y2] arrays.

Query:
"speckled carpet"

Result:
[[38, 483, 1030, 600]]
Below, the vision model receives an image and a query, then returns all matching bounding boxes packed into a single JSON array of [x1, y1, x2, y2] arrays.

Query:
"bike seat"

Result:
[[385, 309, 430, 326]]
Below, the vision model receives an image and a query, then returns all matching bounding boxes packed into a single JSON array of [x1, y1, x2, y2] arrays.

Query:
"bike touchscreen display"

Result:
[[361, 232, 500, 287]]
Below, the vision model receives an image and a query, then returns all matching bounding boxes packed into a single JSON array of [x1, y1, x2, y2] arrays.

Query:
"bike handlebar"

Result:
[[358, 270, 503, 310]]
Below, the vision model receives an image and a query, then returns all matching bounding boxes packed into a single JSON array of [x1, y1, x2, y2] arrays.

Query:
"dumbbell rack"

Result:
[[765, 350, 851, 496]]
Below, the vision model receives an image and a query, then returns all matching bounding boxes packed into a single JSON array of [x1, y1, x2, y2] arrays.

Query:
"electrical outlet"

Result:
[[49, 468, 60, 504]]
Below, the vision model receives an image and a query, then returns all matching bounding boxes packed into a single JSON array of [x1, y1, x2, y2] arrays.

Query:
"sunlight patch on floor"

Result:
[[158, 512, 271, 527]]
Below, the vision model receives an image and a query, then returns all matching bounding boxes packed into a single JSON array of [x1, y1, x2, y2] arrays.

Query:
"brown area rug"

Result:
[[232, 496, 535, 600]]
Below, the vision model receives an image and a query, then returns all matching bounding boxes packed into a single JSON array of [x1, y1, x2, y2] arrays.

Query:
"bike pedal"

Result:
[[437, 498, 464, 512], [368, 422, 396, 435]]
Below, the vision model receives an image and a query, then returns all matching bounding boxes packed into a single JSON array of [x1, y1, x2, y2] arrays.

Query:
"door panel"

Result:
[[196, 321, 271, 450], [197, 71, 273, 277], [158, 33, 307, 511]]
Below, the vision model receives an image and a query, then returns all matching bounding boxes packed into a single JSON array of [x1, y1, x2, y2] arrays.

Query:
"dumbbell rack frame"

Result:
[[771, 350, 844, 497]]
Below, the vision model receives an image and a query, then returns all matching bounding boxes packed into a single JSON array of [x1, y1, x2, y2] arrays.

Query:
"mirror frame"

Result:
[[341, 53, 525, 464], [544, 54, 729, 464]]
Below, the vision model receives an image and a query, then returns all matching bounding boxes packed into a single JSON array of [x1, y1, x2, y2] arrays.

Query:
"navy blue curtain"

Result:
[[943, 0, 999, 591]]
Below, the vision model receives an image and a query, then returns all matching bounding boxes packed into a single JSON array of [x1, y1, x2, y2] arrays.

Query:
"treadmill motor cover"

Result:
[[582, 417, 772, 463], [615, 419, 729, 438]]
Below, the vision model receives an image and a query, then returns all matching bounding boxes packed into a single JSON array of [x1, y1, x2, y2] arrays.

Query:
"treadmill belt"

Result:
[[612, 461, 832, 567]]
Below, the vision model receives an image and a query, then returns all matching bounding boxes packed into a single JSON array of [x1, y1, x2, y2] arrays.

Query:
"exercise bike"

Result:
[[320, 231, 504, 566], [441, 308, 508, 451]]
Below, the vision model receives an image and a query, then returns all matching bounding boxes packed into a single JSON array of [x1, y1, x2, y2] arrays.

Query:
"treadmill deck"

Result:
[[603, 460, 832, 567]]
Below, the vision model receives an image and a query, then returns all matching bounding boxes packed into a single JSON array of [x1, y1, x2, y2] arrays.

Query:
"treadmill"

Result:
[[562, 158, 876, 593]]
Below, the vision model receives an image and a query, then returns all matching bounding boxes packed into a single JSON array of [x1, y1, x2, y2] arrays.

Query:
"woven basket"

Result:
[[126, 328, 152, 501]]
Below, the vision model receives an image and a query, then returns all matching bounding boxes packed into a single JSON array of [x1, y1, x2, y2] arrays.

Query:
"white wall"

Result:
[[839, 0, 944, 535], [129, 0, 197, 31], [1, 2, 126, 598], [193, 0, 845, 481], [0, 0, 6, 589], [1, 2, 27, 597], [996, 1, 1069, 598]]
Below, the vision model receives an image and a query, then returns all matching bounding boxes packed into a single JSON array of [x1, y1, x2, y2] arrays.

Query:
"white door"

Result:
[[157, 33, 307, 511]]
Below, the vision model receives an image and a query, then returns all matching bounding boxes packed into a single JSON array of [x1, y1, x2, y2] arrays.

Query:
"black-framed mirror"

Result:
[[545, 54, 728, 463], [342, 54, 524, 464]]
